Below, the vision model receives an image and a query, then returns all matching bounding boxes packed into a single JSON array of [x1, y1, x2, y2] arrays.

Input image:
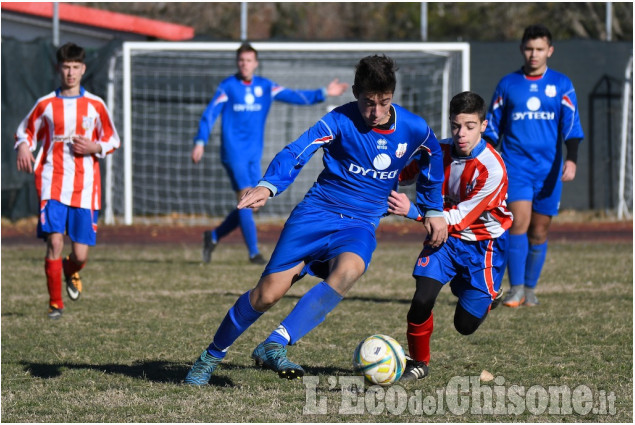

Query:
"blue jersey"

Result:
[[258, 102, 444, 224], [484, 67, 584, 178], [194, 74, 327, 164]]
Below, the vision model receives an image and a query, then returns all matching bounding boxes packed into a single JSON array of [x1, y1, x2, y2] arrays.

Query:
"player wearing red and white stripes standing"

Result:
[[388, 91, 512, 381], [15, 42, 120, 320]]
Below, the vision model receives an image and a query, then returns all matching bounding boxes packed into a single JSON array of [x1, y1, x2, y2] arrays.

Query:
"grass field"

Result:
[[1, 239, 632, 422]]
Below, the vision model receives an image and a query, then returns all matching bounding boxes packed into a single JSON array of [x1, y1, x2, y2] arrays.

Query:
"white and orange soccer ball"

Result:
[[352, 334, 407, 386]]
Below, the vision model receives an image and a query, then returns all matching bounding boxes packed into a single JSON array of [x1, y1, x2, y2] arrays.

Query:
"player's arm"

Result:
[[272, 78, 347, 105], [85, 101, 120, 158], [483, 83, 506, 147], [560, 83, 584, 182], [192, 87, 226, 163], [415, 129, 447, 247], [14, 103, 42, 174]]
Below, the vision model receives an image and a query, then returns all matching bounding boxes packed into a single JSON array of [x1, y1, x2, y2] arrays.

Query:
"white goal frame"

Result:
[[109, 41, 470, 225]]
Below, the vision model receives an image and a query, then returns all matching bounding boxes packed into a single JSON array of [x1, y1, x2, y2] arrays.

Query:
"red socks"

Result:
[[63, 255, 85, 277], [407, 312, 433, 364], [45, 258, 63, 309]]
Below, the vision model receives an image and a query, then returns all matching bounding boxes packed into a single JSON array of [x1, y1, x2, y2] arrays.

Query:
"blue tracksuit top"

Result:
[[257, 102, 444, 225], [194, 74, 327, 165]]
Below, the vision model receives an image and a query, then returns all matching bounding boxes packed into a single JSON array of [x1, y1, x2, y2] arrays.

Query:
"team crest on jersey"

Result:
[[545, 85, 557, 97], [82, 116, 93, 131], [395, 143, 408, 158], [254, 86, 263, 97], [376, 139, 388, 150]]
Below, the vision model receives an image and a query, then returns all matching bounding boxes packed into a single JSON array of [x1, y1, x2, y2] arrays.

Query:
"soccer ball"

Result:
[[352, 334, 406, 386]]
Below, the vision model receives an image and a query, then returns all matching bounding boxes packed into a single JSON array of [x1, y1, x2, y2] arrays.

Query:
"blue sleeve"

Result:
[[259, 117, 335, 195], [483, 81, 505, 146], [560, 80, 585, 142], [193, 86, 227, 145], [414, 129, 444, 215], [272, 83, 326, 105]]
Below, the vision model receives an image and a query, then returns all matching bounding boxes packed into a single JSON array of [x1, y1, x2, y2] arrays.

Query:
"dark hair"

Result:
[[236, 42, 258, 60], [56, 42, 85, 64], [449, 91, 487, 122], [521, 24, 553, 46], [353, 55, 397, 95]]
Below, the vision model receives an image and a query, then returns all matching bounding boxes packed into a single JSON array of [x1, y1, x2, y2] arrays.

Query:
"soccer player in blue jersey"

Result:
[[192, 42, 348, 265], [483, 24, 584, 307], [388, 91, 512, 381], [185, 54, 447, 385]]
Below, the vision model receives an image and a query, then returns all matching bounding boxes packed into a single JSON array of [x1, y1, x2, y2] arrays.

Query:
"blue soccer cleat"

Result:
[[251, 341, 304, 380], [184, 350, 223, 385]]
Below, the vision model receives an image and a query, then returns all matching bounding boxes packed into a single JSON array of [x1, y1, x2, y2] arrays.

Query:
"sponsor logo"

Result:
[[530, 83, 539, 92], [233, 104, 263, 112], [373, 154, 391, 171], [377, 139, 388, 150], [526, 97, 541, 111]]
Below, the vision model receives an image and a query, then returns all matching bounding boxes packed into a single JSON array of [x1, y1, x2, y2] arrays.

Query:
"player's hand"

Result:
[[423, 216, 448, 248], [16, 143, 35, 173], [237, 186, 271, 209], [191, 144, 204, 164], [326, 78, 348, 97], [387, 190, 411, 217], [71, 135, 102, 155], [561, 160, 577, 182]]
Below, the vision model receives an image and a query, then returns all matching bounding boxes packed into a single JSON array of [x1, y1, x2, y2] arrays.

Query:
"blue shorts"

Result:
[[412, 233, 508, 319], [263, 202, 378, 280], [506, 164, 562, 216], [222, 159, 262, 192], [37, 199, 99, 246]]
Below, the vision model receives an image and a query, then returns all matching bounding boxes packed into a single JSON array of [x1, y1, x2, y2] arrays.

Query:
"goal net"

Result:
[[105, 42, 469, 225]]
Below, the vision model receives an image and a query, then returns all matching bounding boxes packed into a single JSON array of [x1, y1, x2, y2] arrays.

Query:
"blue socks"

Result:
[[507, 233, 528, 286], [207, 291, 262, 358], [238, 208, 259, 258], [507, 233, 548, 289], [265, 281, 343, 346], [214, 209, 239, 241], [525, 241, 548, 289], [211, 208, 260, 258]]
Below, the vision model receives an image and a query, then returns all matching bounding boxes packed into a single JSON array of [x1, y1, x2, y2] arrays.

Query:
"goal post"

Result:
[[107, 42, 470, 225]]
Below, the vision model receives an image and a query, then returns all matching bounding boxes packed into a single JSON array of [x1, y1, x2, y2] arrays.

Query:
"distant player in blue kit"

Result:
[[388, 91, 512, 381], [483, 24, 584, 307], [192, 42, 348, 264], [185, 54, 448, 385]]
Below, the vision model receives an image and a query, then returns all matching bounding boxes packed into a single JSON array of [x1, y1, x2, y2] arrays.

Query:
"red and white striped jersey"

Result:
[[439, 138, 512, 241], [14, 87, 120, 210]]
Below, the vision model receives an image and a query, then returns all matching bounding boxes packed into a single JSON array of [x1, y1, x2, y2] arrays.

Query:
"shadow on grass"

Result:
[[19, 360, 253, 387], [20, 359, 354, 386]]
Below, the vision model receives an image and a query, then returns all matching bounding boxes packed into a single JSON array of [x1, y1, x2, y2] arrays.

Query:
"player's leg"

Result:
[[44, 233, 65, 319], [63, 207, 97, 301], [184, 264, 304, 385], [402, 243, 454, 382], [503, 200, 531, 307], [453, 235, 507, 334], [401, 276, 443, 382], [38, 200, 67, 319], [255, 215, 375, 379], [523, 176, 561, 306]]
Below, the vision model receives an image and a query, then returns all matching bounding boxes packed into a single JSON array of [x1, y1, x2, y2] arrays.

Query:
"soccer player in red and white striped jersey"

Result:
[[388, 91, 512, 381], [14, 42, 120, 320]]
